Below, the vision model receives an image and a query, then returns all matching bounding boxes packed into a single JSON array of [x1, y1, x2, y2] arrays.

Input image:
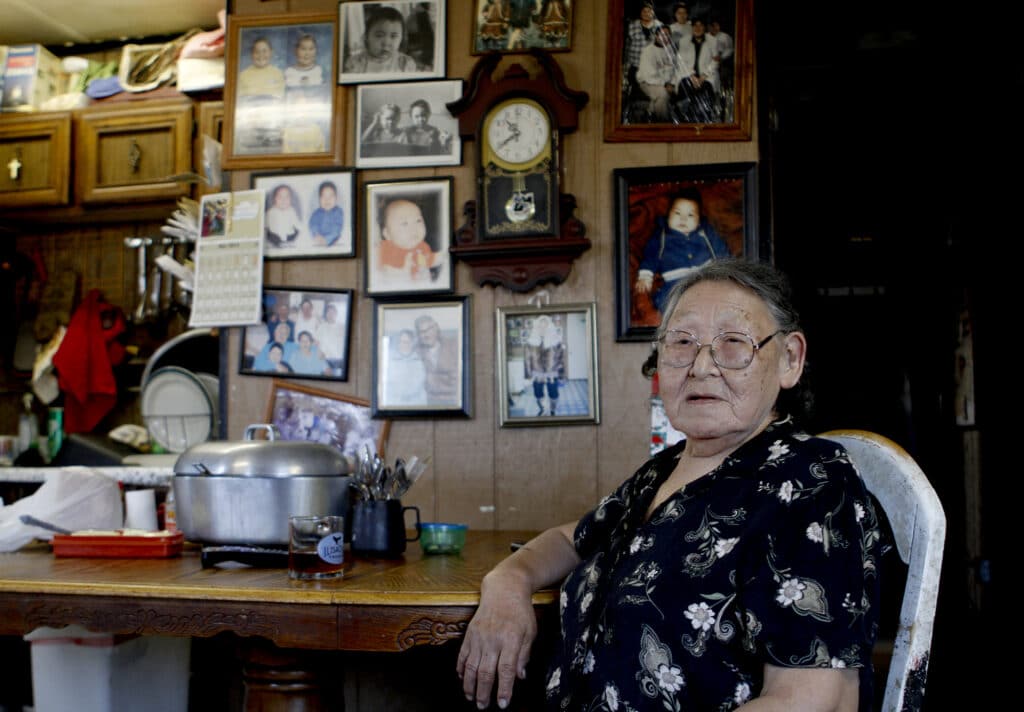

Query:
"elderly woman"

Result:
[[457, 260, 883, 711]]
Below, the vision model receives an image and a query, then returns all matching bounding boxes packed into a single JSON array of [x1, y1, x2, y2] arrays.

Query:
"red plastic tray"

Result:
[[52, 530, 185, 558]]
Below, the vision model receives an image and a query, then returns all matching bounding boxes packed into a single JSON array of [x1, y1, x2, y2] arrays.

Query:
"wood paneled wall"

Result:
[[226, 0, 759, 531]]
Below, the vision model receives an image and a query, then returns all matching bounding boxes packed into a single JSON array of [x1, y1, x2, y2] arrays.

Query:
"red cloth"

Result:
[[52, 289, 126, 434]]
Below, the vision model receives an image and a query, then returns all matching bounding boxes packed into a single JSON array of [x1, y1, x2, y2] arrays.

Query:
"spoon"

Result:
[[20, 514, 71, 535]]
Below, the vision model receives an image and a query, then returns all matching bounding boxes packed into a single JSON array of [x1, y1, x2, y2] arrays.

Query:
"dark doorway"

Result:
[[757, 2, 1010, 707]]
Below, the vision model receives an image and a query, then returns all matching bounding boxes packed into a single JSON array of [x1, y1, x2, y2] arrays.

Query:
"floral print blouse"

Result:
[[546, 417, 884, 711]]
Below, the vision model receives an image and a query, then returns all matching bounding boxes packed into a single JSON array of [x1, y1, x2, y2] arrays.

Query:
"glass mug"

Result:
[[288, 515, 345, 580]]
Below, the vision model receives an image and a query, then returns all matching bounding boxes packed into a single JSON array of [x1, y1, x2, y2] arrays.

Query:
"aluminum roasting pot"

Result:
[[172, 424, 353, 546]]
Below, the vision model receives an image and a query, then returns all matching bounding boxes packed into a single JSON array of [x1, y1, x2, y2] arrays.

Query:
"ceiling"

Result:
[[0, 0, 225, 48]]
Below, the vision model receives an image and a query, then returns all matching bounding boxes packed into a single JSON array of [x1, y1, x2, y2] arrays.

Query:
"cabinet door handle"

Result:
[[128, 138, 142, 172], [6, 148, 23, 181]]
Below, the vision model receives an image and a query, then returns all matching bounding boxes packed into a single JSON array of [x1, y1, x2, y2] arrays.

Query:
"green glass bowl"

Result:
[[418, 522, 468, 555]]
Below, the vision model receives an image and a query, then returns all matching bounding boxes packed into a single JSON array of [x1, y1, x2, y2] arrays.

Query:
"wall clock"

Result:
[[446, 51, 590, 292]]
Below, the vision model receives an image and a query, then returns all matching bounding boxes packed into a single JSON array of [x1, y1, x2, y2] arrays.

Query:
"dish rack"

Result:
[[143, 413, 212, 453]]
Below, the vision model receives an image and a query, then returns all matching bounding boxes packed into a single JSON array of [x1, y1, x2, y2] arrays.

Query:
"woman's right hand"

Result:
[[457, 569, 538, 710]]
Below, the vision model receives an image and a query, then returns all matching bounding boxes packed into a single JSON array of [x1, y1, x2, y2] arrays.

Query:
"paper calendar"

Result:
[[188, 190, 265, 328]]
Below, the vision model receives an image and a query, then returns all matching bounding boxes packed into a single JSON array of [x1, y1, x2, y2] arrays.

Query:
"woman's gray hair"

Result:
[[651, 258, 813, 420]]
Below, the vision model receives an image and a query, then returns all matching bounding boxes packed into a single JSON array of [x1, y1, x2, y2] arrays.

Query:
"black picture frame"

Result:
[[613, 161, 758, 341], [371, 296, 472, 417], [363, 176, 455, 297], [240, 286, 353, 380], [251, 169, 357, 259]]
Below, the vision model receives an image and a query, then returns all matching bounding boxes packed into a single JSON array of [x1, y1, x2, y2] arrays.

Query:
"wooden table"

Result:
[[0, 531, 555, 710]]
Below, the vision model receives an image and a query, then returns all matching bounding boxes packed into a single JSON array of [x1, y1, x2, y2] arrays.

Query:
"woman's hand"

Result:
[[456, 524, 579, 710], [457, 569, 537, 709]]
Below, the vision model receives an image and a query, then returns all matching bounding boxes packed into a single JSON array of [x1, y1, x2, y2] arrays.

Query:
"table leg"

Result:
[[237, 638, 343, 711]]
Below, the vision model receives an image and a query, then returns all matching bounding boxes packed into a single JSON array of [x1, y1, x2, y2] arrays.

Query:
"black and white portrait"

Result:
[[339, 1, 446, 84], [356, 80, 462, 168]]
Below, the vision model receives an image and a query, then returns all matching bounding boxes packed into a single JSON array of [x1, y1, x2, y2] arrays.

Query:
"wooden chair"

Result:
[[819, 430, 946, 712]]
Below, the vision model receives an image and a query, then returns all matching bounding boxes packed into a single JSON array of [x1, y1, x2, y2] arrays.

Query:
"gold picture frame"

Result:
[[223, 12, 341, 169]]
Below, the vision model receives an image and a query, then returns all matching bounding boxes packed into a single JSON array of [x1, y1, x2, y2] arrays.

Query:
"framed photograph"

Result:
[[614, 161, 758, 341], [371, 297, 471, 417], [265, 380, 391, 458], [604, 0, 753, 142], [363, 177, 454, 296], [338, 0, 446, 84], [251, 169, 356, 258], [355, 80, 462, 168], [471, 0, 574, 54], [496, 302, 600, 427], [223, 12, 340, 169], [241, 286, 353, 381]]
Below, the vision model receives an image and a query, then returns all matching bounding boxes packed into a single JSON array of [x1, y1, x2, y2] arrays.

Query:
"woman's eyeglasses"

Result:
[[656, 330, 782, 369]]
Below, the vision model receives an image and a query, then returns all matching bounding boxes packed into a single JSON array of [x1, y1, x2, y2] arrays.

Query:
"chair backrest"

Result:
[[819, 430, 946, 712]]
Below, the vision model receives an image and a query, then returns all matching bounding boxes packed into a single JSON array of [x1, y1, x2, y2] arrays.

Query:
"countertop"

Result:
[[0, 464, 174, 487]]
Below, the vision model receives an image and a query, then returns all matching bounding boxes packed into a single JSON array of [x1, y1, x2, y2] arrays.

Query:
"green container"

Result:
[[418, 522, 467, 555], [47, 406, 64, 460]]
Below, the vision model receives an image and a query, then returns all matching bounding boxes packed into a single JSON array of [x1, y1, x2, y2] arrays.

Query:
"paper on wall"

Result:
[[188, 189, 265, 328]]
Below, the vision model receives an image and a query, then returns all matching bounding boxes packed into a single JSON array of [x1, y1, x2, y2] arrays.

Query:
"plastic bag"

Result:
[[0, 468, 124, 552]]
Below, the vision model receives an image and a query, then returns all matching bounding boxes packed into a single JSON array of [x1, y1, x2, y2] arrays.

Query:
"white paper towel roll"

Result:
[[124, 488, 158, 531]]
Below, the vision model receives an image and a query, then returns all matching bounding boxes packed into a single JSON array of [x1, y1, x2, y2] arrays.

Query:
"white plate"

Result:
[[141, 366, 214, 453]]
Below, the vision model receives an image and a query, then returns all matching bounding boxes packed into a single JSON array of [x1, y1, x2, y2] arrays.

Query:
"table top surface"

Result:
[[0, 530, 555, 608]]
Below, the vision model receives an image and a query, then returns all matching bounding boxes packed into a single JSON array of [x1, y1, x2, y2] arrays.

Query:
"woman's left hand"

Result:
[[457, 569, 537, 709]]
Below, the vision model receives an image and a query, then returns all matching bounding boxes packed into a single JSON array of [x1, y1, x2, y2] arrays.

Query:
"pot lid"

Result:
[[173, 424, 352, 477]]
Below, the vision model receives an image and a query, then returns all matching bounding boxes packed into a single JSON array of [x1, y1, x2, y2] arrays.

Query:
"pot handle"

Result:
[[244, 424, 283, 442]]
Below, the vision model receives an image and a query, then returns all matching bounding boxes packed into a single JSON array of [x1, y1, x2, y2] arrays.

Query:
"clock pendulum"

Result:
[[506, 173, 536, 222]]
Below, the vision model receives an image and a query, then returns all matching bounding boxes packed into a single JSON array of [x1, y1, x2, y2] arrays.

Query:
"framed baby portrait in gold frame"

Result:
[[613, 162, 758, 342], [604, 0, 753, 142], [223, 12, 340, 170], [471, 0, 574, 55], [496, 302, 600, 427], [362, 176, 454, 297]]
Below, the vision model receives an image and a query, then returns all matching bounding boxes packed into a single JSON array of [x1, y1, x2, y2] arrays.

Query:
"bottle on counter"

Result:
[[164, 486, 177, 533], [47, 406, 64, 462], [17, 393, 40, 460]]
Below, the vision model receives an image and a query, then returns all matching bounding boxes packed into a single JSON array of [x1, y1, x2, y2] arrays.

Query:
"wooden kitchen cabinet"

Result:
[[0, 111, 72, 208], [194, 100, 225, 196], [75, 98, 193, 204]]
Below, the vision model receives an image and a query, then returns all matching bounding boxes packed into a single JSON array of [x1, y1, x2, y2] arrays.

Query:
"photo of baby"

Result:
[[614, 162, 756, 341], [355, 80, 462, 168], [339, 1, 445, 84], [252, 170, 356, 258], [364, 177, 454, 296]]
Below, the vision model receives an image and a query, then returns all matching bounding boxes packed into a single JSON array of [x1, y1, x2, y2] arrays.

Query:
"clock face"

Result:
[[485, 100, 551, 167]]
